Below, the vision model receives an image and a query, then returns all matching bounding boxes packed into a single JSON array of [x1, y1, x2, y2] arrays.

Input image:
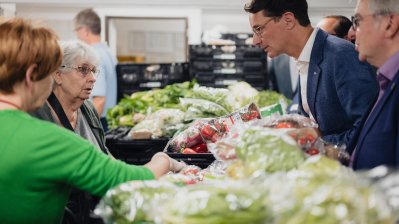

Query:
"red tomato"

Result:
[[192, 143, 208, 153], [275, 121, 295, 129], [306, 148, 320, 155], [182, 148, 197, 154], [306, 133, 316, 142], [200, 124, 216, 139], [250, 110, 260, 119], [297, 136, 307, 145]]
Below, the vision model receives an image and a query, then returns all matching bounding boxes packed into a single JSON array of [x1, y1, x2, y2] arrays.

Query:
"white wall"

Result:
[[14, 1, 358, 61], [0, 3, 16, 18]]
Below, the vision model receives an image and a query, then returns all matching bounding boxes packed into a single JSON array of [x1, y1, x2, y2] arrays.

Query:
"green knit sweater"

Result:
[[0, 110, 154, 223]]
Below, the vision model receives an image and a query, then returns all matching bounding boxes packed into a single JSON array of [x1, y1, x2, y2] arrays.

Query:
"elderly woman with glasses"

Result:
[[0, 19, 184, 223], [32, 40, 112, 223], [33, 40, 109, 154]]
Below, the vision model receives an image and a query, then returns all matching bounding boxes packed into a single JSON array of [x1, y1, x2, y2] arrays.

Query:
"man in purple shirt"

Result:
[[348, 0, 399, 170]]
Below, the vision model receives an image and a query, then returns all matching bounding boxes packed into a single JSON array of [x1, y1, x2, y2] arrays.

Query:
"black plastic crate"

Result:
[[106, 138, 169, 165], [220, 33, 252, 45], [116, 62, 189, 101], [107, 139, 215, 168], [191, 60, 265, 74], [105, 127, 215, 168], [189, 45, 266, 60], [167, 153, 215, 169]]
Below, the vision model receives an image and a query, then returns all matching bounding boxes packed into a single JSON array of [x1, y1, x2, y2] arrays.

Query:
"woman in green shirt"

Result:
[[0, 18, 184, 223]]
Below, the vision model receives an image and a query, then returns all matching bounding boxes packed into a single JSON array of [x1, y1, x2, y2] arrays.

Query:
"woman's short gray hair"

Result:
[[58, 40, 100, 73]]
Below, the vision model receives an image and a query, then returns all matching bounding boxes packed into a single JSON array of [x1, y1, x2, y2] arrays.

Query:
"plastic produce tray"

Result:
[[106, 127, 215, 168]]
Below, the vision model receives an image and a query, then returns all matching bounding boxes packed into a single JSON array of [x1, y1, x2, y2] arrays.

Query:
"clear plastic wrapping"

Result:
[[169, 119, 209, 153], [235, 127, 305, 174], [159, 181, 271, 224], [180, 98, 229, 120], [192, 84, 238, 112], [94, 181, 178, 224]]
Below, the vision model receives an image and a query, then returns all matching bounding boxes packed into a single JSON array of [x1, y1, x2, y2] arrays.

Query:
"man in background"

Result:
[[244, 0, 378, 146], [317, 15, 352, 40], [349, 0, 399, 170], [74, 8, 117, 131]]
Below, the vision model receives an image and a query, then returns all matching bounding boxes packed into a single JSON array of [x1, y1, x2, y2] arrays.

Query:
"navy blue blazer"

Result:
[[298, 29, 378, 146], [350, 70, 399, 170]]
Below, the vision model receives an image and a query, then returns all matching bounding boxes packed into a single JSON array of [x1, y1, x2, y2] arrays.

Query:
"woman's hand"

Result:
[[144, 152, 186, 179]]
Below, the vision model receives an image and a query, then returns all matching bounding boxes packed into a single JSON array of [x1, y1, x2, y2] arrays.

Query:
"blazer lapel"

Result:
[[353, 72, 399, 164], [307, 29, 327, 120]]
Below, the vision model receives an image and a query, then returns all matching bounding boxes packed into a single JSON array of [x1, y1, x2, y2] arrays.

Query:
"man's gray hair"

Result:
[[74, 8, 101, 35], [58, 40, 100, 73], [367, 0, 399, 14]]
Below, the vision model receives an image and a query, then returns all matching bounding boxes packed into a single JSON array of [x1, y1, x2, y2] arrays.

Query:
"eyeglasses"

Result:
[[61, 65, 99, 78], [351, 13, 387, 30], [252, 18, 275, 37]]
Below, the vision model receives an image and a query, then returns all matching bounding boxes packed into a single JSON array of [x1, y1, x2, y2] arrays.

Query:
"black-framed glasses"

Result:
[[252, 17, 275, 37], [61, 65, 99, 78]]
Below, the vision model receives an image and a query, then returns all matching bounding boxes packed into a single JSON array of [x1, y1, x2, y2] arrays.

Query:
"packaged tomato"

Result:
[[169, 119, 209, 152], [199, 103, 261, 143], [265, 114, 319, 129]]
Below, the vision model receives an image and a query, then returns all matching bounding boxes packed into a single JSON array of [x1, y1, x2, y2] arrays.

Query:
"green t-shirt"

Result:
[[0, 110, 155, 223]]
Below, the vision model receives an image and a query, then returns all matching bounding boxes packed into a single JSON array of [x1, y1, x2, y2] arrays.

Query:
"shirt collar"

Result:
[[297, 27, 319, 63], [377, 51, 399, 81]]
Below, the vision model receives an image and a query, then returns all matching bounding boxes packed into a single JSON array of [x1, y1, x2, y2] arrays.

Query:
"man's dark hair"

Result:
[[244, 0, 311, 26], [74, 8, 101, 35], [324, 15, 352, 38]]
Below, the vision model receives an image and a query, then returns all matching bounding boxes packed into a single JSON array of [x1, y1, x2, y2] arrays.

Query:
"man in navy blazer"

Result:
[[348, 0, 399, 170], [244, 0, 378, 146]]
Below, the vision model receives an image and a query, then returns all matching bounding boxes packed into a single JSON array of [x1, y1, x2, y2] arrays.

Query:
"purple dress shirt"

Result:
[[350, 51, 399, 167]]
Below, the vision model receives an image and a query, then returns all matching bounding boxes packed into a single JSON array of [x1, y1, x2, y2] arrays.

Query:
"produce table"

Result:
[[105, 129, 215, 168]]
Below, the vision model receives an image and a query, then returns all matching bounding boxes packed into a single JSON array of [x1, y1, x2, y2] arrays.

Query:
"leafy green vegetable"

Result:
[[161, 182, 271, 224], [236, 128, 305, 173], [192, 85, 237, 112], [255, 90, 291, 108], [95, 181, 178, 224], [106, 81, 195, 128], [271, 174, 394, 224]]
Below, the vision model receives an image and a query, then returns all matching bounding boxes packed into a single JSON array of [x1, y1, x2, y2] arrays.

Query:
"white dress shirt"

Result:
[[295, 27, 319, 120]]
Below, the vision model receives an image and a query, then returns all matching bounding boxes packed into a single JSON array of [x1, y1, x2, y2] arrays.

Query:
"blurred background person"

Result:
[[347, 26, 356, 44], [317, 15, 352, 39], [268, 54, 298, 100], [0, 17, 184, 223], [74, 8, 117, 132]]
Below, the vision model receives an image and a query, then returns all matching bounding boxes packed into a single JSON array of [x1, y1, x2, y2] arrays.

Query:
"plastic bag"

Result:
[[169, 119, 209, 152], [198, 102, 261, 143], [159, 181, 272, 224], [180, 98, 229, 120], [263, 170, 395, 224], [235, 127, 305, 174], [265, 114, 319, 129], [192, 84, 238, 112], [94, 180, 178, 224], [126, 119, 164, 139], [160, 165, 203, 185]]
